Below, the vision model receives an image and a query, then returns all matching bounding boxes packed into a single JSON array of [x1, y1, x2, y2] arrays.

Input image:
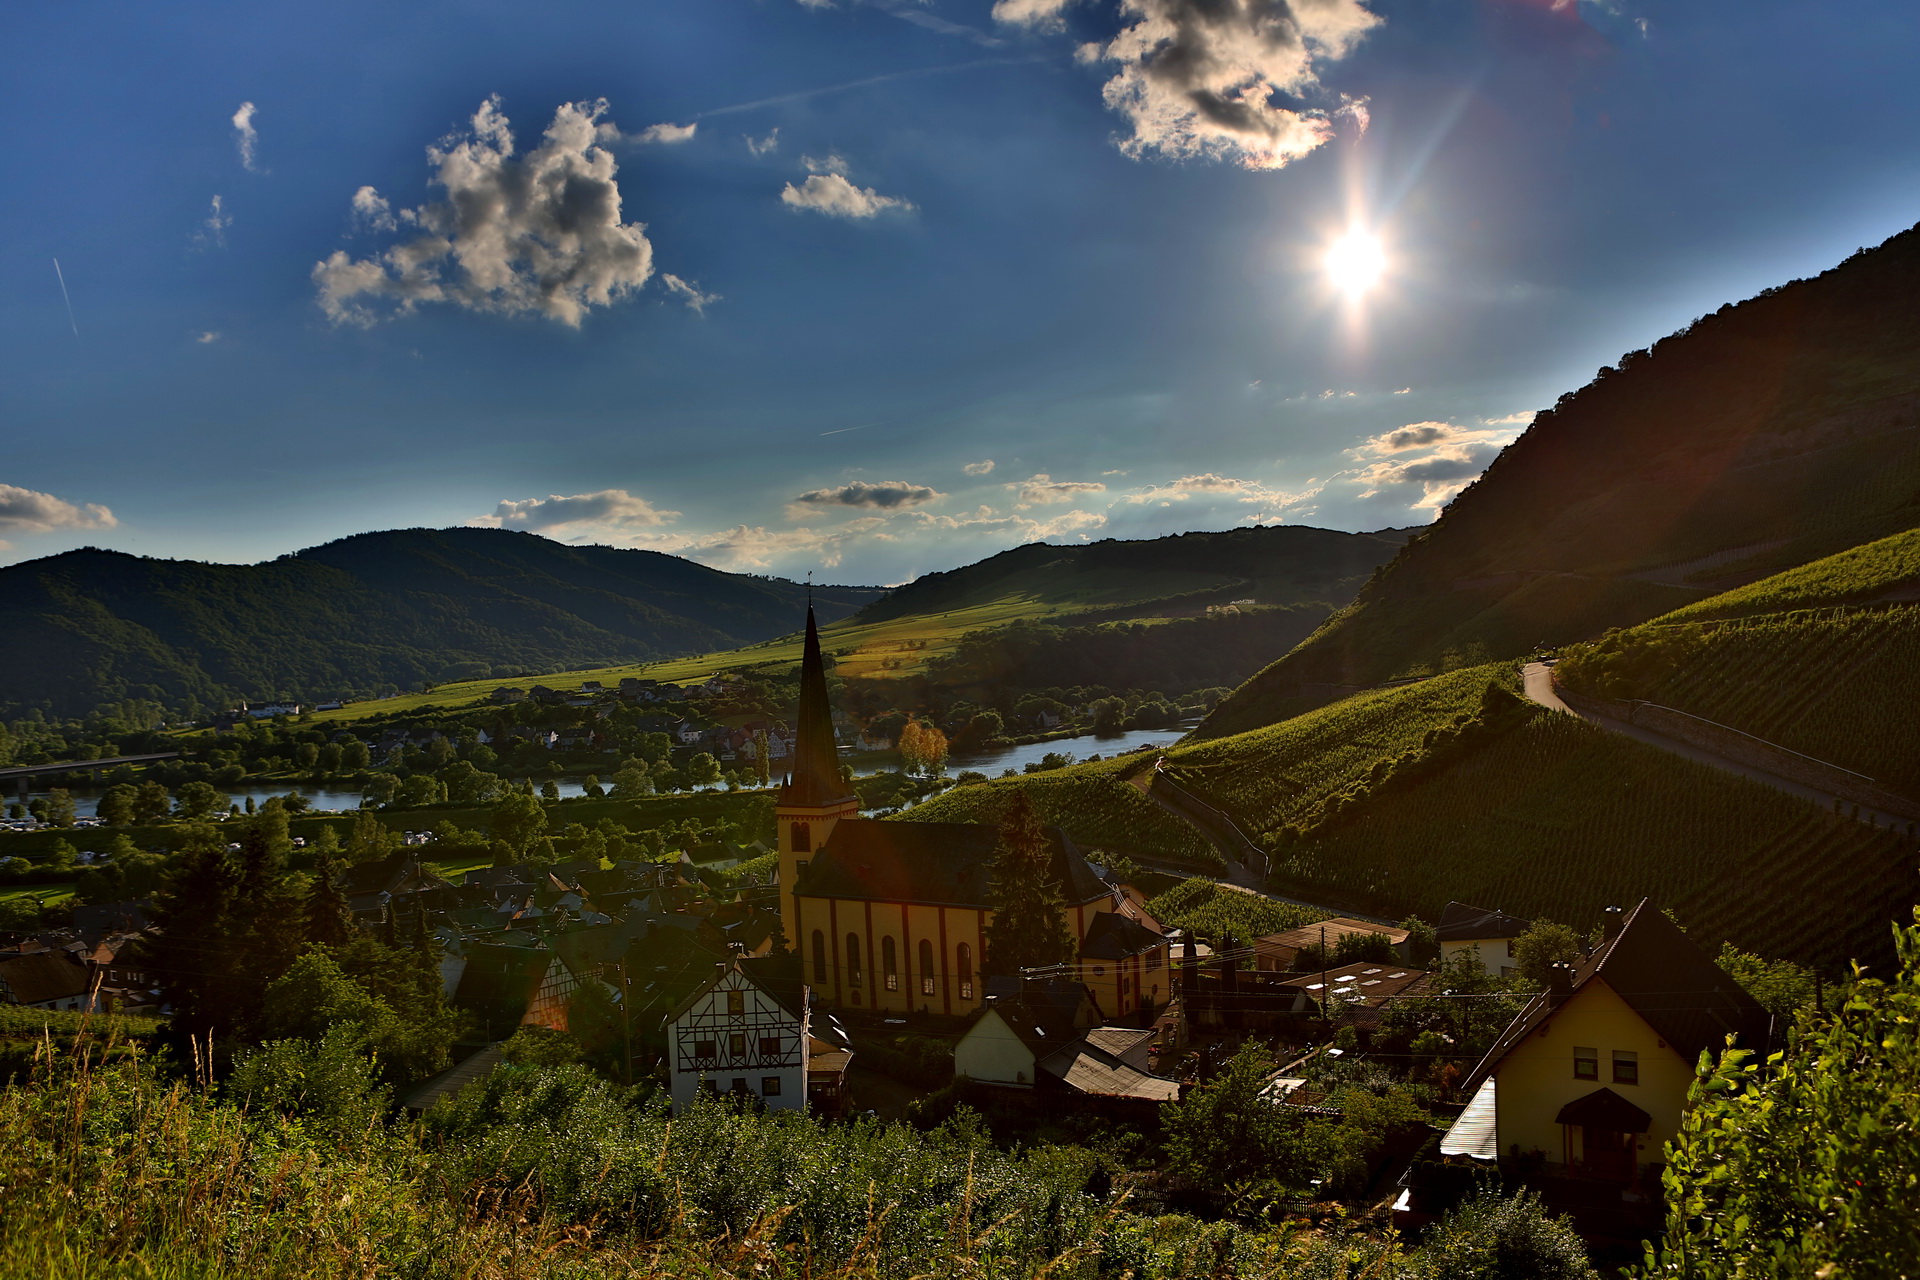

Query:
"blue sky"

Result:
[[4, 0, 1919, 583]]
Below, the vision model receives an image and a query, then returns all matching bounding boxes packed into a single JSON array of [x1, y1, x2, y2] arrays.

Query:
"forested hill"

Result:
[[1199, 219, 1920, 738], [856, 525, 1415, 625], [0, 528, 880, 718]]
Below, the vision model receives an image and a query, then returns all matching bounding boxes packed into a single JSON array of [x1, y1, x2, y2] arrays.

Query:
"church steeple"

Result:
[[781, 605, 854, 806]]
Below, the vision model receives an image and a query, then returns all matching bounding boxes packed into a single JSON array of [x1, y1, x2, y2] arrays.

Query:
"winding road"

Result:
[[1521, 662, 1915, 830]]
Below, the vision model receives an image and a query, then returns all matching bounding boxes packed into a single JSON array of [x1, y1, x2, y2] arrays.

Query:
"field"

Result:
[[1144, 878, 1326, 941], [306, 595, 1125, 722], [1558, 603, 1920, 794], [1275, 713, 1916, 972]]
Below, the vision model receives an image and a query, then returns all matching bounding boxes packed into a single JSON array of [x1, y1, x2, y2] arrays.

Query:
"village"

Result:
[[0, 608, 1781, 1262]]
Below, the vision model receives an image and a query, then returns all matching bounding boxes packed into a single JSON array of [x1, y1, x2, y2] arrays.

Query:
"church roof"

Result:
[[792, 817, 1109, 910], [779, 605, 856, 808], [1079, 910, 1166, 960], [1463, 898, 1773, 1092]]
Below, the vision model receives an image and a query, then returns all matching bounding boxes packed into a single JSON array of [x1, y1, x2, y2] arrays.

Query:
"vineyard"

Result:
[[1657, 525, 1920, 623], [1557, 603, 1920, 794], [1272, 712, 1917, 971], [902, 765, 1220, 871], [1159, 664, 1525, 839], [1144, 877, 1326, 942]]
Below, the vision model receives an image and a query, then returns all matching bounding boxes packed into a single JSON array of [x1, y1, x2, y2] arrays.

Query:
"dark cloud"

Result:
[[791, 480, 943, 511]]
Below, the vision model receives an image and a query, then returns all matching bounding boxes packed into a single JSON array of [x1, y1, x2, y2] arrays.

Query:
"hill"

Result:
[[1554, 527, 1920, 796], [1200, 223, 1920, 739], [855, 525, 1413, 625], [0, 528, 880, 719]]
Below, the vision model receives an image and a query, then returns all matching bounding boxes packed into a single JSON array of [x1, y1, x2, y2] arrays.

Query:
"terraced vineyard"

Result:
[[1278, 713, 1916, 971], [1145, 877, 1326, 941], [903, 765, 1219, 870], [1558, 604, 1920, 794], [1657, 526, 1920, 624]]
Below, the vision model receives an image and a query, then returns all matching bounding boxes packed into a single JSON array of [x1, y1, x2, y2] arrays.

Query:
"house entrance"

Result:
[[1579, 1126, 1635, 1181]]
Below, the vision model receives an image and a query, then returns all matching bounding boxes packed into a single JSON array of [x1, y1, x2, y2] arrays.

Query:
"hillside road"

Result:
[[1520, 662, 1915, 831]]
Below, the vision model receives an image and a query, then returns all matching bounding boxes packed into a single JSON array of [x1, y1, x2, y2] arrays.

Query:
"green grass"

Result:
[[903, 763, 1220, 870], [1558, 603, 1920, 793], [1273, 712, 1916, 972], [1655, 526, 1920, 624], [1144, 878, 1325, 942], [0, 1005, 159, 1039]]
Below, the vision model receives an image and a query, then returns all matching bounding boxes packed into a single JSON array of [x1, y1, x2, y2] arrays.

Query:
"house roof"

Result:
[[666, 953, 808, 1025], [1038, 1036, 1180, 1102], [0, 950, 93, 1005], [1556, 1087, 1653, 1133], [1464, 898, 1772, 1092], [794, 818, 1108, 910], [1277, 965, 1431, 1004], [451, 943, 553, 1029], [1079, 910, 1166, 960], [1437, 901, 1532, 943], [1255, 916, 1407, 964]]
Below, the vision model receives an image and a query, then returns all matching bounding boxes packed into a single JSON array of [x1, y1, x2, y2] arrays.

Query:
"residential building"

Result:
[[1254, 917, 1410, 973], [1447, 899, 1771, 1184], [1437, 901, 1532, 977], [668, 954, 813, 1111]]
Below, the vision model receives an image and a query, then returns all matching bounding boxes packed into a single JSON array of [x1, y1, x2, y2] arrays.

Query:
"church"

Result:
[[775, 607, 1170, 1021]]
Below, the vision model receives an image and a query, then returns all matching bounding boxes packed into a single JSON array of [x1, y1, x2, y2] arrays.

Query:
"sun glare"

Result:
[[1325, 230, 1386, 297]]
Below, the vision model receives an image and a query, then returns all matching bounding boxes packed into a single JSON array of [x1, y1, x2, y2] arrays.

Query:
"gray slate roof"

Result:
[[794, 818, 1108, 910]]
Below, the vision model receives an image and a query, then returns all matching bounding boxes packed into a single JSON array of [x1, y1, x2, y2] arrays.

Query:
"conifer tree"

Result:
[[144, 823, 236, 1037], [305, 848, 356, 949], [984, 791, 1076, 976]]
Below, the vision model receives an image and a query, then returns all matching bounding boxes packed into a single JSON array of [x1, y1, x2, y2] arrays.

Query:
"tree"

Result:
[[1714, 943, 1817, 1019], [294, 742, 320, 771], [306, 849, 356, 948], [492, 791, 548, 859], [752, 729, 772, 786], [340, 739, 371, 772], [132, 780, 171, 824], [687, 753, 722, 788], [174, 780, 229, 821], [1090, 697, 1127, 734], [143, 824, 237, 1037], [1413, 1192, 1597, 1279], [899, 722, 951, 775], [610, 764, 654, 798], [344, 811, 396, 865], [1159, 1040, 1318, 1203], [97, 784, 138, 827], [541, 779, 561, 801], [1643, 912, 1920, 1276], [42, 788, 76, 828], [361, 773, 398, 808], [1512, 919, 1583, 990], [983, 791, 1075, 975]]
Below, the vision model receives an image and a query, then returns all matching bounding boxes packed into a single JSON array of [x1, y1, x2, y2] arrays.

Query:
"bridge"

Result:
[[0, 753, 181, 796]]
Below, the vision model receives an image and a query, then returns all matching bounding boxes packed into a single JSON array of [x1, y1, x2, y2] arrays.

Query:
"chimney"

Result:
[[1547, 962, 1575, 996], [1602, 905, 1625, 941]]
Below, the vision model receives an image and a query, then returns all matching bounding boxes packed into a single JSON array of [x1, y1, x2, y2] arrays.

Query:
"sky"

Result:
[[4, 0, 1919, 585]]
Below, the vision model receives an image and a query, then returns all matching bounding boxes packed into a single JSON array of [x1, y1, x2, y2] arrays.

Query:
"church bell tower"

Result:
[[776, 605, 861, 947]]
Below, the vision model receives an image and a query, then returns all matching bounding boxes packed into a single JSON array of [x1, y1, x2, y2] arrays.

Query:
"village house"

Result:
[[1437, 901, 1533, 978], [0, 948, 98, 1011], [952, 975, 1178, 1101], [1254, 917, 1411, 973], [1443, 899, 1771, 1185], [666, 953, 851, 1111]]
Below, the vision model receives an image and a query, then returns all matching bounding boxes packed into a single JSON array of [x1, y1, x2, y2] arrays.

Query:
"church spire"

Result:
[[781, 605, 853, 806]]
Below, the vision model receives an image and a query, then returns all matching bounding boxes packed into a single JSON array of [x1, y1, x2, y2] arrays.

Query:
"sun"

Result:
[[1324, 230, 1386, 297]]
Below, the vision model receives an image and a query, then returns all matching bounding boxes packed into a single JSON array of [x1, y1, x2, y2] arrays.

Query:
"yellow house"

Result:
[[1449, 899, 1772, 1183], [773, 605, 1165, 1020], [1437, 901, 1533, 979]]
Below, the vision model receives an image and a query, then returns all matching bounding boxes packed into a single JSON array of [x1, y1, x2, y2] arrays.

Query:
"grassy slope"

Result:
[[1200, 223, 1920, 740], [1556, 528, 1920, 793], [311, 526, 1406, 723]]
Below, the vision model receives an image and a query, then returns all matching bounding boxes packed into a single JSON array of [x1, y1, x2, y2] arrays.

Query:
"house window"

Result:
[[1573, 1047, 1598, 1080], [883, 936, 899, 990], [694, 1039, 716, 1059], [957, 943, 974, 1000], [729, 1033, 746, 1059], [762, 1076, 782, 1096], [846, 933, 863, 987], [727, 990, 745, 1016], [1093, 965, 1105, 977], [919, 939, 936, 996], [1613, 1050, 1639, 1085], [812, 930, 828, 984], [759, 1036, 783, 1057], [731, 1078, 747, 1094], [792, 823, 811, 852], [1148, 949, 1163, 971]]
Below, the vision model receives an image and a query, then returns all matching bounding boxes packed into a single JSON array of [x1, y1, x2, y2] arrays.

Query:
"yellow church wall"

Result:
[[1491, 978, 1695, 1169], [795, 895, 988, 1018]]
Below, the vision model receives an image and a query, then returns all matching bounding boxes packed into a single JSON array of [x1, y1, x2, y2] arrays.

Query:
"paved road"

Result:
[[1520, 662, 1914, 830]]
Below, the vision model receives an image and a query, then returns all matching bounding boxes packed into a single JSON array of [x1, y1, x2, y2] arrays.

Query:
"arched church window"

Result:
[[957, 943, 974, 1000], [812, 930, 828, 984], [919, 939, 936, 996], [882, 936, 899, 990], [846, 933, 863, 987]]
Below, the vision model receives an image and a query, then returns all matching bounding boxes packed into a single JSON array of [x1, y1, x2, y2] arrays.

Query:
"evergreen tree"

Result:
[[983, 791, 1076, 975], [305, 849, 356, 949], [143, 824, 237, 1038]]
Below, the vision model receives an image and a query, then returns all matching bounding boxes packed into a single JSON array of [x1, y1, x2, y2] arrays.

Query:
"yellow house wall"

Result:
[[1082, 941, 1172, 1022], [953, 1008, 1038, 1085], [777, 799, 861, 944], [1491, 978, 1694, 1168]]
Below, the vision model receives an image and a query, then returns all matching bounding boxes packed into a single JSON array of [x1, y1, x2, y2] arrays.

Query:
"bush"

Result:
[[1412, 1191, 1597, 1279]]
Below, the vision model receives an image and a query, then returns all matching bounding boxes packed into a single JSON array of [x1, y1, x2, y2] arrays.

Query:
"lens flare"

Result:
[[1325, 230, 1386, 297]]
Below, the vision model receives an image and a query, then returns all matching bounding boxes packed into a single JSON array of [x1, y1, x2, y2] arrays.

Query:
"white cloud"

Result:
[[1334, 418, 1526, 515], [199, 195, 231, 248], [781, 156, 912, 218], [746, 129, 781, 156], [1481, 410, 1534, 426], [1010, 474, 1107, 508], [789, 480, 943, 515], [350, 185, 397, 232], [313, 96, 657, 328], [195, 331, 220, 344], [962, 459, 995, 476], [0, 484, 116, 535], [472, 489, 680, 533], [660, 273, 720, 313], [635, 121, 697, 144], [1002, 0, 1379, 170], [232, 102, 260, 171]]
